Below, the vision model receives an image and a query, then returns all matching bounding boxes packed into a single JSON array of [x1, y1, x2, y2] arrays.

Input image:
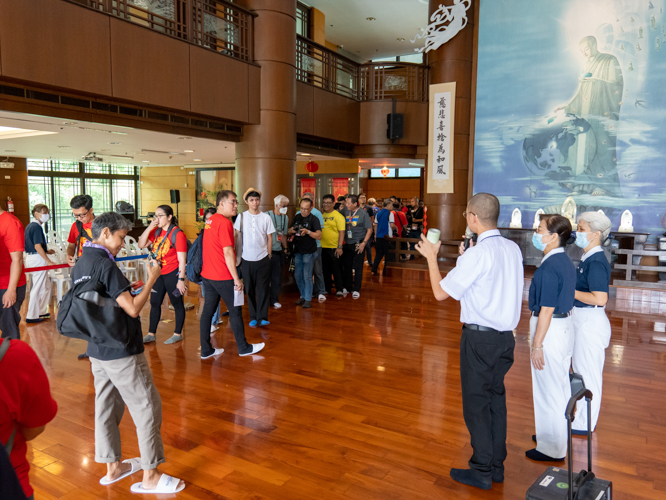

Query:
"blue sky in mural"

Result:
[[474, 0, 666, 236]]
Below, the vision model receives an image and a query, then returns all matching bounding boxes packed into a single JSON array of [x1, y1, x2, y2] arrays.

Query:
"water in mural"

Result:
[[474, 0, 666, 238]]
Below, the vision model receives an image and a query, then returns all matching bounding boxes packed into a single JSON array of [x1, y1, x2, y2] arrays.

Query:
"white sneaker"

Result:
[[240, 342, 265, 356], [343, 288, 349, 295], [273, 302, 282, 309], [336, 290, 343, 297], [201, 348, 224, 360], [352, 291, 360, 299], [210, 324, 219, 333], [318, 294, 326, 302]]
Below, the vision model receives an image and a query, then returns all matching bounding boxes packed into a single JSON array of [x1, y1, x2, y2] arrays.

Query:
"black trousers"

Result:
[[268, 252, 284, 305], [322, 247, 344, 293], [342, 243, 364, 292], [149, 268, 185, 335], [371, 238, 391, 273], [200, 278, 250, 357], [241, 256, 271, 321], [460, 326, 515, 480], [365, 239, 373, 265], [0, 284, 25, 339]]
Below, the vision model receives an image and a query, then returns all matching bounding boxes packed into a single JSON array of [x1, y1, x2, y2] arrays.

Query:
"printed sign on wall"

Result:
[[427, 82, 456, 194]]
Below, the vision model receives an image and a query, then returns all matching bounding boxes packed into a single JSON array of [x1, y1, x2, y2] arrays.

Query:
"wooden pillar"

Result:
[[235, 0, 297, 212], [424, 0, 476, 240]]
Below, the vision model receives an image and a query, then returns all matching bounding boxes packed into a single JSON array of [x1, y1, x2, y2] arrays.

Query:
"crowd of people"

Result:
[[0, 188, 615, 496]]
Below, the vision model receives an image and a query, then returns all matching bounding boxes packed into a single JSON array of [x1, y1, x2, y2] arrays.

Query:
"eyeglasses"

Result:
[[154, 214, 167, 218], [223, 200, 239, 206], [462, 211, 477, 219], [72, 209, 90, 220]]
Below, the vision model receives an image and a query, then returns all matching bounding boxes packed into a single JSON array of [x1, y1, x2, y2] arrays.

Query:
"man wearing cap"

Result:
[[234, 188, 275, 328]]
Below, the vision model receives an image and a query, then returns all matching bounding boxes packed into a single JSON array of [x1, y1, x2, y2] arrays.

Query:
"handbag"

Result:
[[56, 276, 138, 348]]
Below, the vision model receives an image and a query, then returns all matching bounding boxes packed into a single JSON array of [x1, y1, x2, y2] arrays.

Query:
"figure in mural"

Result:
[[556, 36, 623, 197]]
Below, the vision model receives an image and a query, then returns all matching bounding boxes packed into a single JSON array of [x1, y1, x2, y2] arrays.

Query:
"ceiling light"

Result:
[[63, 122, 77, 125], [300, 153, 311, 156], [4, 150, 15, 152], [108, 142, 121, 145], [58, 146, 70, 149], [142, 160, 150, 163], [397, 37, 405, 41], [184, 149, 194, 153], [366, 17, 376, 21], [0, 126, 57, 140], [193, 159, 202, 161], [178, 136, 193, 140]]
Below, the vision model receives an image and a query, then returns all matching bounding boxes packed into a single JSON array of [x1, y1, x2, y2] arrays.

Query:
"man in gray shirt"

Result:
[[341, 194, 372, 298]]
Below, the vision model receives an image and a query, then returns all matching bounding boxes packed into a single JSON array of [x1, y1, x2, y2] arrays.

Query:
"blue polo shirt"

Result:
[[574, 246, 610, 308], [375, 208, 392, 239], [24, 222, 47, 254], [528, 247, 576, 314]]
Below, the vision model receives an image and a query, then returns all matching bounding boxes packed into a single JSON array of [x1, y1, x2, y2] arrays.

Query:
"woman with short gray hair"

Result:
[[268, 194, 289, 308], [571, 211, 612, 436]]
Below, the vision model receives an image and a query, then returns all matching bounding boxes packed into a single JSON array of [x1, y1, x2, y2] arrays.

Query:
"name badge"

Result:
[[347, 230, 353, 239], [277, 234, 283, 242]]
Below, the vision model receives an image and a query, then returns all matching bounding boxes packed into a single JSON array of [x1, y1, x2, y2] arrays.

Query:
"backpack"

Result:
[[75, 220, 93, 255], [392, 211, 404, 237], [0, 339, 28, 500], [185, 230, 204, 284], [154, 225, 193, 257]]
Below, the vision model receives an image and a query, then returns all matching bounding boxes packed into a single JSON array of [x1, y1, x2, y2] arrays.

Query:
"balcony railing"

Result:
[[297, 35, 428, 102], [80, 0, 254, 62]]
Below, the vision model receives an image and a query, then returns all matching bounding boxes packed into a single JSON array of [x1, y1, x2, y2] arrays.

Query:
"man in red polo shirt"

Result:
[[0, 205, 27, 340], [66, 194, 95, 265], [199, 190, 265, 360], [0, 338, 58, 499]]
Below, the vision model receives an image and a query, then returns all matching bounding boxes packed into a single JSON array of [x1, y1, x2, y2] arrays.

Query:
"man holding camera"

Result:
[[341, 195, 372, 299], [289, 198, 321, 308]]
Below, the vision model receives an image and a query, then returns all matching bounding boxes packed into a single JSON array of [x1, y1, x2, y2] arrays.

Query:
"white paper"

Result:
[[234, 289, 244, 307]]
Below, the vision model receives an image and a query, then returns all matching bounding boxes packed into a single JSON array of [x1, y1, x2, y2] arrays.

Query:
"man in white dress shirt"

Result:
[[234, 188, 275, 328], [416, 193, 523, 491]]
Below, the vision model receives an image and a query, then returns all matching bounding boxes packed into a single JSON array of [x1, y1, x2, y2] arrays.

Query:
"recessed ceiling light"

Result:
[[193, 159, 202, 161], [4, 150, 15, 152], [300, 153, 311, 156], [178, 136, 193, 140], [63, 122, 77, 125], [108, 142, 121, 145], [397, 37, 405, 41], [142, 160, 150, 163], [58, 146, 70, 149], [184, 149, 194, 153], [366, 17, 376, 21]]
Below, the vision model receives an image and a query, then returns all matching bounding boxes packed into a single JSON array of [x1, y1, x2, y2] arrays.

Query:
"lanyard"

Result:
[[154, 225, 175, 257], [83, 241, 115, 261], [347, 208, 359, 228]]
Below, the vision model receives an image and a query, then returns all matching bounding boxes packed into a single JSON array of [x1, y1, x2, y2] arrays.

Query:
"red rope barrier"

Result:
[[24, 263, 72, 273]]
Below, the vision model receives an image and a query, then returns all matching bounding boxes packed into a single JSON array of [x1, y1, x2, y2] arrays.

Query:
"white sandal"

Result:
[[131, 473, 185, 494], [99, 457, 141, 485]]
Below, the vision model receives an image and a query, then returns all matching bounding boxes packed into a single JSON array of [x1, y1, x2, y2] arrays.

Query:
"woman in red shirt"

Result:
[[138, 205, 189, 344]]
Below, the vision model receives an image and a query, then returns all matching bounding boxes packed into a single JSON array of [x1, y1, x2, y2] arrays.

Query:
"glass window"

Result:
[[52, 160, 80, 173], [297, 2, 310, 38], [52, 177, 83, 237], [84, 178, 112, 214], [27, 159, 50, 171], [111, 164, 135, 175], [398, 168, 422, 177], [84, 162, 110, 174], [112, 179, 136, 210], [370, 168, 396, 178], [399, 53, 424, 64]]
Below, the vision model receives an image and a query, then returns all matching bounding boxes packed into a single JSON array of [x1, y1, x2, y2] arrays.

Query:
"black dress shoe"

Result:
[[26, 318, 45, 324], [450, 468, 492, 490], [302, 301, 311, 308], [525, 448, 564, 462], [295, 298, 305, 305]]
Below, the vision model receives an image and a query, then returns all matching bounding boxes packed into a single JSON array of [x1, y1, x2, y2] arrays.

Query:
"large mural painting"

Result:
[[473, 0, 666, 236]]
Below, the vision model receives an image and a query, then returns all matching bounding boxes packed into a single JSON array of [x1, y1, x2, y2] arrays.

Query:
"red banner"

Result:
[[300, 178, 316, 199], [332, 178, 348, 200]]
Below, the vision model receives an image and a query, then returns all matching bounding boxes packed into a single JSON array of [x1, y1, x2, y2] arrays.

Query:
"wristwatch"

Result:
[[337, 245, 342, 249], [178, 278, 185, 282]]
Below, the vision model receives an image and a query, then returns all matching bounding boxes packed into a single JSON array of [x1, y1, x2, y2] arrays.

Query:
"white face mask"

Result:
[[279, 207, 288, 215], [39, 213, 50, 223]]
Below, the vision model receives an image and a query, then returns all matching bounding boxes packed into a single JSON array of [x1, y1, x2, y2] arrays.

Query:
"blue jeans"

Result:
[[201, 285, 221, 326], [294, 252, 315, 301]]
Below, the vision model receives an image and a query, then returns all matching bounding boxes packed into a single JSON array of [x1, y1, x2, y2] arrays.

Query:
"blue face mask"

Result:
[[575, 232, 589, 248], [532, 232, 548, 251]]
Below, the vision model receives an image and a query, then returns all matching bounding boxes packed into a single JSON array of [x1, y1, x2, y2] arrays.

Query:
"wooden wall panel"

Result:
[[0, 0, 112, 95], [296, 82, 314, 135], [312, 89, 360, 144], [359, 101, 428, 146], [248, 65, 261, 124], [0, 158, 29, 226], [366, 178, 421, 202], [140, 166, 196, 239], [110, 19, 190, 111], [190, 46, 249, 122]]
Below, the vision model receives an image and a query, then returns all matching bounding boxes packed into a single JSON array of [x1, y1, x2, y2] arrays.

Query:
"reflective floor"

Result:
[[19, 269, 666, 499]]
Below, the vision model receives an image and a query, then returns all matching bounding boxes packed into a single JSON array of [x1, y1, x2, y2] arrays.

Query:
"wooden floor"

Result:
[[17, 266, 666, 499]]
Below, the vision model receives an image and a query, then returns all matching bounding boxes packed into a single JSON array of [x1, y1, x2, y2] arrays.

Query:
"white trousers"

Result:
[[571, 307, 611, 432], [530, 315, 574, 459], [25, 253, 52, 320]]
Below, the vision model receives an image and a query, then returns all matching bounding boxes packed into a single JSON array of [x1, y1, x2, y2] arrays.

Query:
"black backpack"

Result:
[[185, 230, 204, 284]]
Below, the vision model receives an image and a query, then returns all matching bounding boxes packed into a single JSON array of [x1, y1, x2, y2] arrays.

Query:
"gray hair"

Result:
[[274, 194, 289, 206], [91, 212, 133, 239], [578, 211, 612, 247]]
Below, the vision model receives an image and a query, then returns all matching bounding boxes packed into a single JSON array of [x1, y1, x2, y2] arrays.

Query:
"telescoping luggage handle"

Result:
[[564, 386, 593, 500]]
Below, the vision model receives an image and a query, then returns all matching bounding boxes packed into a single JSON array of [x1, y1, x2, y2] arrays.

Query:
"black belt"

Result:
[[26, 252, 38, 255], [464, 324, 512, 334], [531, 311, 572, 318]]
